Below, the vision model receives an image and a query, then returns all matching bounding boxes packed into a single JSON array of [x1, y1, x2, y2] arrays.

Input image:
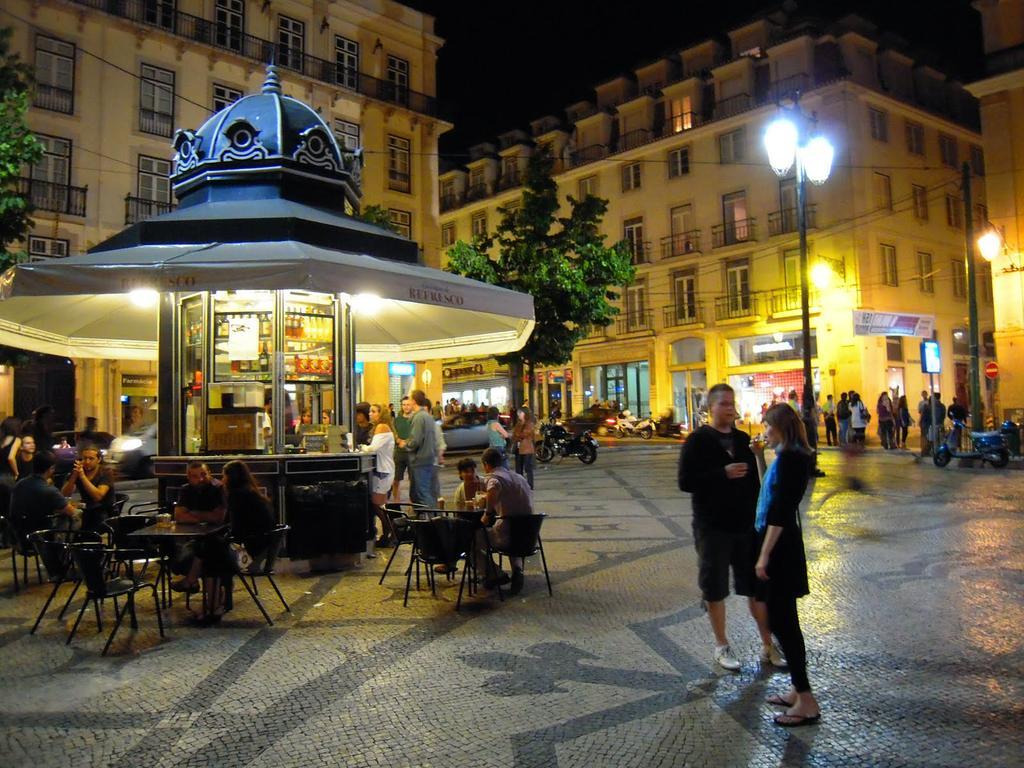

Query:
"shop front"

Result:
[[536, 367, 573, 418], [580, 360, 650, 417], [441, 358, 511, 411], [725, 330, 819, 426], [668, 337, 708, 429]]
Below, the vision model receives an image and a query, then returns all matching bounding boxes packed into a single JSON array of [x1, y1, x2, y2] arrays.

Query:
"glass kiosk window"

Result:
[[182, 294, 205, 454], [284, 291, 336, 436]]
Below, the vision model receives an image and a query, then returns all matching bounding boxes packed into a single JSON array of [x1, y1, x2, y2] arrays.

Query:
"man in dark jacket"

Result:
[[678, 383, 784, 671]]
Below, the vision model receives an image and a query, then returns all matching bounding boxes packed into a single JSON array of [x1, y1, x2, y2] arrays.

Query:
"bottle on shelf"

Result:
[[259, 342, 269, 372]]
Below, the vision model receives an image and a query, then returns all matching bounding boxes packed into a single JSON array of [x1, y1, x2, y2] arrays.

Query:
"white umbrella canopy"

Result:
[[0, 241, 534, 361]]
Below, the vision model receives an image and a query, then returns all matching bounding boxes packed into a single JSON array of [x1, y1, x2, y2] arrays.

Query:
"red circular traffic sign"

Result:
[[985, 361, 999, 380]]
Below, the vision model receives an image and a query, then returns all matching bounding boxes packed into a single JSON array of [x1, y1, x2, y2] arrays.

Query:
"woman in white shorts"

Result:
[[365, 404, 396, 546]]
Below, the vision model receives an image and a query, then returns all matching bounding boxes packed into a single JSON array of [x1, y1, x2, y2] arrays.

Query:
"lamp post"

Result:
[[764, 109, 834, 449]]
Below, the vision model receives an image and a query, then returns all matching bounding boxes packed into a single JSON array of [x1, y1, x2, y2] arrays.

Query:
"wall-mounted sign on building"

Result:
[[854, 311, 935, 338], [121, 373, 157, 395]]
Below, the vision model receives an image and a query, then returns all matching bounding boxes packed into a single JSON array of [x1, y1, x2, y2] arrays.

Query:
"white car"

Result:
[[108, 422, 157, 478]]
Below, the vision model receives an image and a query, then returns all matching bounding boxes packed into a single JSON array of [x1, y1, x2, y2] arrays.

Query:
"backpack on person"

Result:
[[836, 399, 851, 420]]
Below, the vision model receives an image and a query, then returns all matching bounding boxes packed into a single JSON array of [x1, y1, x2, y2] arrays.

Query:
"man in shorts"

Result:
[[389, 397, 413, 505], [678, 383, 784, 671]]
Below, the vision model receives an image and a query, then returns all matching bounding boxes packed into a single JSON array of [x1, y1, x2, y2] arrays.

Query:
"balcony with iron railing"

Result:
[[714, 292, 761, 321], [768, 286, 820, 315], [616, 309, 654, 334], [570, 144, 609, 168], [625, 240, 653, 265], [615, 128, 654, 153], [663, 302, 704, 328], [18, 177, 87, 216], [714, 93, 752, 120], [712, 217, 756, 247], [139, 108, 174, 138], [660, 230, 702, 259], [440, 192, 463, 213], [388, 170, 411, 193], [125, 195, 175, 225], [33, 83, 74, 114], [767, 73, 811, 103], [68, 0, 441, 117], [465, 183, 489, 202], [661, 112, 701, 136], [768, 205, 816, 236], [496, 169, 521, 190]]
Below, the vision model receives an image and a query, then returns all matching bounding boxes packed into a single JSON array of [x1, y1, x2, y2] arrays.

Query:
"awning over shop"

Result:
[[0, 240, 534, 361]]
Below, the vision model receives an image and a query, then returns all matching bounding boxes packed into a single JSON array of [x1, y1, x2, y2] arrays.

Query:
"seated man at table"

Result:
[[11, 451, 79, 533], [169, 461, 226, 593], [476, 447, 534, 595], [60, 446, 115, 532]]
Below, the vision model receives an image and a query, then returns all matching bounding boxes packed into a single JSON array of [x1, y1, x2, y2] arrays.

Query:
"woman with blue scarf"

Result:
[[752, 402, 820, 727]]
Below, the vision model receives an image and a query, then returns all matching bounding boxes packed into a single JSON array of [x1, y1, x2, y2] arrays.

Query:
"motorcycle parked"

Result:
[[933, 419, 1010, 468], [537, 422, 598, 464], [633, 413, 685, 440], [614, 411, 639, 438]]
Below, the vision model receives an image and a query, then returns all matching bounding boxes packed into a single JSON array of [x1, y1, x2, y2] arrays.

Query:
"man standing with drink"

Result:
[[678, 383, 784, 671], [399, 390, 437, 508]]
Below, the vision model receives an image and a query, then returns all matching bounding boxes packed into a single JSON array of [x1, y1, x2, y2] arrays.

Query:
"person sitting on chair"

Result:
[[60, 446, 115, 532], [476, 447, 534, 595], [11, 451, 78, 533], [453, 457, 484, 511], [170, 461, 226, 594]]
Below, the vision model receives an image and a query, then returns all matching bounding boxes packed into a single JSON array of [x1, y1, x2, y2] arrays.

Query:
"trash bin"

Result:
[[1001, 419, 1020, 456]]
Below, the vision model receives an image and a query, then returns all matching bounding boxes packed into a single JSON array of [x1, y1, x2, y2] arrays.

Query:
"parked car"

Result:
[[107, 422, 157, 479], [439, 412, 513, 452], [566, 405, 619, 436]]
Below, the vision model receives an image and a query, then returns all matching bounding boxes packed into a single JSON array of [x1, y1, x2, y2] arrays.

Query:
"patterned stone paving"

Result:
[[0, 444, 1021, 767]]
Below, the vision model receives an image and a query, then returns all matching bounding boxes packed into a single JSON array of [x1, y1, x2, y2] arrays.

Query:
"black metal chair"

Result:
[[101, 514, 159, 577], [378, 502, 425, 585], [29, 529, 102, 634], [111, 492, 130, 516], [2, 515, 43, 591], [66, 543, 164, 655], [234, 524, 291, 618], [485, 513, 552, 600], [403, 517, 476, 608]]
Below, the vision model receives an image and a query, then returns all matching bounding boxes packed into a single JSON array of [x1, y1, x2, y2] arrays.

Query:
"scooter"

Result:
[[634, 413, 685, 440], [933, 419, 1010, 468], [614, 411, 639, 438], [537, 422, 598, 464]]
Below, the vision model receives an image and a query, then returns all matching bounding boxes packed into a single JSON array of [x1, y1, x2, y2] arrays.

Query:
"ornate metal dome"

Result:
[[170, 65, 361, 211]]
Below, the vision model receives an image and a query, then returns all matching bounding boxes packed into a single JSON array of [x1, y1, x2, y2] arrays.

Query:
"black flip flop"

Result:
[[773, 713, 821, 728], [766, 695, 796, 707]]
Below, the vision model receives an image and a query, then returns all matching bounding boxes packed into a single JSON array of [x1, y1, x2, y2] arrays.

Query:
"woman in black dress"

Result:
[[751, 403, 821, 727], [196, 460, 275, 624]]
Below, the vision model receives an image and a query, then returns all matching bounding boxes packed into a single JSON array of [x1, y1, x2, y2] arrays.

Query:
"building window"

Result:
[[388, 208, 411, 239], [27, 235, 69, 262], [142, 0, 175, 29], [441, 222, 456, 247], [873, 172, 892, 210], [278, 16, 305, 71], [623, 217, 646, 263], [951, 259, 966, 298], [139, 64, 174, 137], [667, 96, 693, 133], [138, 155, 171, 203], [335, 35, 359, 90], [34, 35, 75, 114], [886, 336, 903, 362], [578, 175, 597, 198], [386, 55, 409, 104], [624, 281, 647, 330], [912, 184, 929, 220], [333, 119, 360, 152], [31, 134, 71, 187], [668, 203, 697, 255], [974, 203, 989, 229], [215, 0, 244, 52], [881, 243, 898, 286], [917, 251, 934, 293], [970, 144, 985, 177], [905, 120, 925, 155], [946, 195, 963, 228], [387, 135, 411, 193], [726, 259, 751, 314], [719, 128, 746, 163], [868, 107, 888, 141], [212, 83, 242, 112], [952, 327, 969, 354], [672, 270, 698, 322], [720, 190, 750, 245], [938, 133, 958, 168], [471, 211, 487, 238], [980, 263, 993, 302], [668, 146, 690, 178], [621, 162, 642, 192]]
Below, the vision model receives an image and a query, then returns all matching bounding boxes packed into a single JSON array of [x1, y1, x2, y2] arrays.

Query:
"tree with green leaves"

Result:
[[445, 151, 635, 407], [0, 27, 43, 271]]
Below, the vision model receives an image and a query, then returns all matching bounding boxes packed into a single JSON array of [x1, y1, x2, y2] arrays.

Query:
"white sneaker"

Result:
[[714, 644, 741, 671], [760, 642, 788, 668]]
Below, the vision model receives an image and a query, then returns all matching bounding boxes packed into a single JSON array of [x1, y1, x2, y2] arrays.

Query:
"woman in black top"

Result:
[[196, 460, 275, 624], [752, 403, 820, 727], [0, 417, 21, 526]]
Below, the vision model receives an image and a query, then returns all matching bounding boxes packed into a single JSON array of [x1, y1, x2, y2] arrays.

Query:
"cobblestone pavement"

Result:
[[0, 445, 1021, 767]]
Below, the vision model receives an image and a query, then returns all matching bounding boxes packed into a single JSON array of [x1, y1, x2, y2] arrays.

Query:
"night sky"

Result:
[[402, 0, 984, 160]]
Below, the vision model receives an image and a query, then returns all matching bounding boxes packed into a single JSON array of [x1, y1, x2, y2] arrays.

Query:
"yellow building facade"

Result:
[[1, 0, 448, 431], [440, 12, 995, 426], [968, 0, 1024, 421]]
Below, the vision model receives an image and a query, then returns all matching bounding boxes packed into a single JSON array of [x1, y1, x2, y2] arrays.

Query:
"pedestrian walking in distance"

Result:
[[678, 383, 786, 672], [752, 403, 821, 727]]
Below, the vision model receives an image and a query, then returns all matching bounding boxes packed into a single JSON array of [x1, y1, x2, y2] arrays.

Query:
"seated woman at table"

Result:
[[60, 446, 115, 532], [194, 460, 275, 625], [453, 457, 484, 511]]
